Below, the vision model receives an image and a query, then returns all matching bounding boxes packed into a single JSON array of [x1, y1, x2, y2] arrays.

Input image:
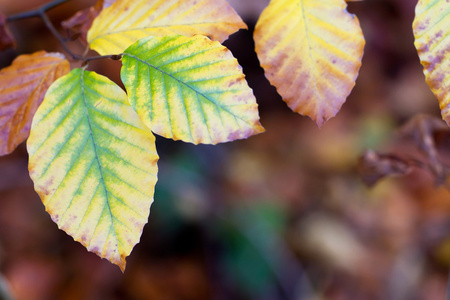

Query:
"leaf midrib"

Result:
[[299, 0, 323, 106], [123, 53, 252, 127], [80, 69, 119, 251]]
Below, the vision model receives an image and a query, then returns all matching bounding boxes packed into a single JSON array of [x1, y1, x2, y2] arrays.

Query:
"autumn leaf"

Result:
[[0, 51, 69, 156], [61, 0, 115, 43], [254, 0, 365, 127], [0, 11, 16, 51], [413, 0, 450, 125], [121, 35, 264, 144], [358, 150, 412, 187], [87, 0, 246, 55], [399, 114, 449, 184], [27, 68, 159, 271]]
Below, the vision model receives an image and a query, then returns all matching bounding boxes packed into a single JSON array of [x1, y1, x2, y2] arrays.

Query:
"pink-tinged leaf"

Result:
[[0, 51, 70, 155], [413, 0, 450, 125], [254, 0, 365, 127]]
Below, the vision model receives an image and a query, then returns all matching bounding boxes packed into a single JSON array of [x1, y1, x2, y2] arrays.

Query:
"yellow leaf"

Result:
[[413, 0, 450, 125], [87, 0, 246, 55], [254, 0, 365, 127], [27, 68, 159, 271], [0, 51, 69, 155]]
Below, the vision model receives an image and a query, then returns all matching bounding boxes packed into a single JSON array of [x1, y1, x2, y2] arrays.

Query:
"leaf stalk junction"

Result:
[[6, 0, 121, 64]]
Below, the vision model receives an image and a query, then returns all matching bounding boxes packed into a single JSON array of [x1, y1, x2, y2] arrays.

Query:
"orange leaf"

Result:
[[0, 11, 16, 51], [0, 51, 70, 155]]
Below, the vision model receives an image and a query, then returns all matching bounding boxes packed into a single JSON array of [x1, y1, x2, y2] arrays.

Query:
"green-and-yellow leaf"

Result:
[[0, 51, 69, 156], [121, 35, 264, 144], [27, 68, 159, 271], [254, 0, 365, 127], [87, 0, 246, 55], [413, 0, 450, 124]]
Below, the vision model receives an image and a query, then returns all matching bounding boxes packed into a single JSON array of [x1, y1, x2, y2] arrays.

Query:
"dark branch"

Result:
[[82, 55, 122, 66], [6, 0, 121, 64], [39, 10, 83, 60], [7, 0, 69, 22]]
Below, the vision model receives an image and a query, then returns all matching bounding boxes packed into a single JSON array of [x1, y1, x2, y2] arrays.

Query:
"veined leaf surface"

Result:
[[27, 69, 159, 271], [121, 35, 264, 144], [87, 0, 246, 55], [0, 51, 69, 155], [413, 0, 450, 124], [254, 0, 365, 127]]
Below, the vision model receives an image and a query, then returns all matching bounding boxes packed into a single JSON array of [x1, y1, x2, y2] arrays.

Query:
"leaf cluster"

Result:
[[0, 0, 449, 271]]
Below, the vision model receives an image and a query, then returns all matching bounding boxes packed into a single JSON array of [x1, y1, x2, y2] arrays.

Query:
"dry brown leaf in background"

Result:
[[399, 114, 450, 184], [358, 150, 413, 186], [359, 115, 450, 188], [0, 51, 70, 156], [61, 0, 115, 44], [0, 11, 16, 51]]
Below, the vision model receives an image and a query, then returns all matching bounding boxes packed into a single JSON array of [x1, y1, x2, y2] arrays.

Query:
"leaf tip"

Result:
[[119, 259, 127, 273], [254, 122, 266, 134], [314, 115, 331, 128]]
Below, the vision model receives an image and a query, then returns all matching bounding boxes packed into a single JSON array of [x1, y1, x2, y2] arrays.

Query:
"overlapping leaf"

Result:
[[121, 35, 264, 144], [27, 68, 159, 271], [413, 0, 450, 125], [62, 0, 115, 43], [254, 0, 365, 127], [0, 11, 16, 51], [0, 51, 69, 155], [87, 0, 246, 55]]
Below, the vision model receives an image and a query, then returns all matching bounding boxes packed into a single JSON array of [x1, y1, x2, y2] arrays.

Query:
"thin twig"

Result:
[[84, 54, 123, 63], [81, 54, 122, 67], [7, 0, 69, 22], [38, 10, 83, 61], [5, 0, 121, 64]]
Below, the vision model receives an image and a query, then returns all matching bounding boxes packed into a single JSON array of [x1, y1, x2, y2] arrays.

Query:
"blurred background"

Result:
[[1, 0, 450, 299]]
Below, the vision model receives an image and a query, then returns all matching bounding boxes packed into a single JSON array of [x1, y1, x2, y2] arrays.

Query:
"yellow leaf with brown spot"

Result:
[[254, 0, 365, 127], [87, 0, 246, 55], [27, 68, 159, 271], [413, 0, 450, 125], [0, 51, 69, 155]]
